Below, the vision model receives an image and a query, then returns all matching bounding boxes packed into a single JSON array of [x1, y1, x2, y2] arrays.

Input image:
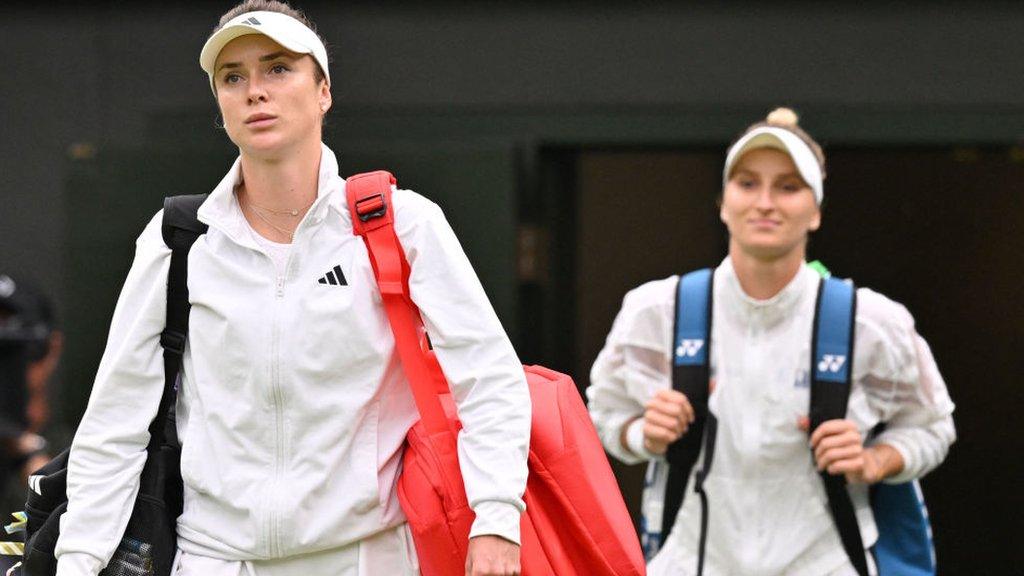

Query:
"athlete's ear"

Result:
[[808, 205, 822, 232], [319, 82, 332, 114]]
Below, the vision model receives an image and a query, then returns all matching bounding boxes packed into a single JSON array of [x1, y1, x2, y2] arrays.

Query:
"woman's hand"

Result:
[[799, 418, 904, 484], [641, 389, 697, 455], [466, 535, 520, 576]]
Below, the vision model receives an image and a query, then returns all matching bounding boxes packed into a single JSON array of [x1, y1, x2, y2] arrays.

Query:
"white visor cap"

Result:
[[723, 127, 823, 204], [199, 11, 330, 94]]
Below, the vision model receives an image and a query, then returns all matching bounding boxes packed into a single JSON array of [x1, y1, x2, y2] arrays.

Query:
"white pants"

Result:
[[172, 524, 419, 576], [647, 548, 876, 576]]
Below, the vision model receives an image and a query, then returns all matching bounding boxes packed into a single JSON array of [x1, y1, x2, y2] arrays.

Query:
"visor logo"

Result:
[[243, 17, 261, 25]]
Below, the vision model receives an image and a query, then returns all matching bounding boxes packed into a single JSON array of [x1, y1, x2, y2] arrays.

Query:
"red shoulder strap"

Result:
[[345, 171, 452, 436]]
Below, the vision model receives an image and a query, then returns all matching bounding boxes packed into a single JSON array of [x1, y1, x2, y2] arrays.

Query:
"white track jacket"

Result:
[[55, 145, 531, 575], [588, 258, 955, 576]]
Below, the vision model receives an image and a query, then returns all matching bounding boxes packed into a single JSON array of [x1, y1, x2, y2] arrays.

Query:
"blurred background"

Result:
[[2, 1, 1021, 573]]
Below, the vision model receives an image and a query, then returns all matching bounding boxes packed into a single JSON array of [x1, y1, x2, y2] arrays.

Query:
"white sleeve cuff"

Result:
[[56, 551, 105, 576], [625, 416, 659, 461], [872, 436, 918, 485], [469, 500, 522, 545]]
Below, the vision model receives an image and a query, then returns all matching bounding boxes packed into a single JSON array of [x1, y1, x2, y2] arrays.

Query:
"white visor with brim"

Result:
[[199, 11, 330, 94], [723, 127, 823, 204]]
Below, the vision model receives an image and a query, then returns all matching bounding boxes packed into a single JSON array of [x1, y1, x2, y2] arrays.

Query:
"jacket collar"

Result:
[[197, 143, 349, 248], [718, 256, 814, 328]]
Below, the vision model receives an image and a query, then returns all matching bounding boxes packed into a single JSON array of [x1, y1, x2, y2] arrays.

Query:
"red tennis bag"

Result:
[[346, 171, 645, 576]]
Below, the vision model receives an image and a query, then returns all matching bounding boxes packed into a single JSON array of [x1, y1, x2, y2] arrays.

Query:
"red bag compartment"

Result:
[[397, 365, 644, 576]]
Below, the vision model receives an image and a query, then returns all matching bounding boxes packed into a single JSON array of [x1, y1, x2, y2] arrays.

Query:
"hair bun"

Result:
[[766, 107, 799, 128]]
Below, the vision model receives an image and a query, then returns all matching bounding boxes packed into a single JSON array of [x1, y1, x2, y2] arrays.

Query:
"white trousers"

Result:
[[647, 547, 876, 576], [172, 524, 419, 576]]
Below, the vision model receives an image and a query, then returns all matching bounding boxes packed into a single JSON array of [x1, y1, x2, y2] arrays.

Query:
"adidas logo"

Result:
[[243, 16, 261, 25], [676, 339, 704, 358], [317, 265, 348, 287], [29, 475, 44, 496], [818, 354, 847, 374]]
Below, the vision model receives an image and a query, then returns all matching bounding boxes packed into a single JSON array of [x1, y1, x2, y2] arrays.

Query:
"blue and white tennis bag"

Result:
[[639, 268, 936, 576]]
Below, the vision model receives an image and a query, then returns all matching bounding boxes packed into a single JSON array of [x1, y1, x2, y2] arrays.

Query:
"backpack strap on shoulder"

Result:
[[810, 276, 869, 576], [345, 172, 451, 437], [660, 268, 714, 568], [346, 171, 407, 297], [155, 194, 208, 449]]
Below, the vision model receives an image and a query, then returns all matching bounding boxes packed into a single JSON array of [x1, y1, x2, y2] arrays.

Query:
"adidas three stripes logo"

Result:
[[318, 265, 348, 286]]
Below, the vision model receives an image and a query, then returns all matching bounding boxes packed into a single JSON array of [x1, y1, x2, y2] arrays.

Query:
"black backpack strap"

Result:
[[692, 404, 718, 575], [810, 277, 869, 576], [150, 195, 208, 459], [661, 268, 714, 568]]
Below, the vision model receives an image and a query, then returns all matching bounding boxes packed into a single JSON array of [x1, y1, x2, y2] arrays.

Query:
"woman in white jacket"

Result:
[[55, 2, 530, 575], [587, 108, 955, 576]]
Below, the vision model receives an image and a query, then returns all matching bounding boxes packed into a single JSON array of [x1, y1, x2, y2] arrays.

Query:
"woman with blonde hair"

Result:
[[588, 108, 955, 575]]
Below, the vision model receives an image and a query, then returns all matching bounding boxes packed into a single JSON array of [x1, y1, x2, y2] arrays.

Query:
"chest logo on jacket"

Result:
[[316, 265, 348, 287]]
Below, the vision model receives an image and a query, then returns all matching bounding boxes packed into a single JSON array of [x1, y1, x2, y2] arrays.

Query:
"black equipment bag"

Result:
[[21, 195, 208, 576]]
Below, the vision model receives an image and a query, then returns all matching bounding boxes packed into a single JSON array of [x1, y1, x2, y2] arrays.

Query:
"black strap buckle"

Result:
[[355, 194, 387, 222], [160, 330, 187, 355]]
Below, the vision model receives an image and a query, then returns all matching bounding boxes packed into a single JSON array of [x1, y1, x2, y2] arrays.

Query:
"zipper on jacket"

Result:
[[268, 250, 296, 556]]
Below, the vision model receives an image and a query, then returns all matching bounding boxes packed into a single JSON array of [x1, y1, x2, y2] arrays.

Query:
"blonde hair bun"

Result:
[[766, 107, 799, 128]]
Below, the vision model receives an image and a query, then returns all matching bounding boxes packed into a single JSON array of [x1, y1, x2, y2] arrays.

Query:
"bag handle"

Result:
[[345, 171, 453, 437]]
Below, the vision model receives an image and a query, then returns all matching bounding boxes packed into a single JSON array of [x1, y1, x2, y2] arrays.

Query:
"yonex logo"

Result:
[[243, 17, 261, 25], [317, 265, 347, 287], [818, 354, 847, 374], [676, 339, 704, 358]]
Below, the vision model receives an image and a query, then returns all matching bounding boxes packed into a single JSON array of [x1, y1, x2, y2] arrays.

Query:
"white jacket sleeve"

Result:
[[394, 191, 530, 545], [56, 212, 171, 576], [587, 278, 677, 465], [856, 289, 956, 484]]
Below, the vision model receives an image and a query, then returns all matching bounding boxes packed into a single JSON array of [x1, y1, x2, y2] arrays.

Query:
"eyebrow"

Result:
[[217, 51, 299, 73], [732, 168, 802, 180]]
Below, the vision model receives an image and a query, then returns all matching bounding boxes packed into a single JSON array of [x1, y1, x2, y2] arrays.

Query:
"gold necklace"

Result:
[[245, 202, 297, 240], [246, 198, 313, 217]]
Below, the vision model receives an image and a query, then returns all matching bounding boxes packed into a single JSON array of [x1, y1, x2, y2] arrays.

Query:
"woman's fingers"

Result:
[[641, 389, 708, 452], [813, 428, 862, 462], [644, 408, 688, 435], [647, 390, 696, 425], [807, 419, 865, 477], [643, 420, 687, 454], [827, 457, 865, 476], [816, 444, 863, 471], [643, 422, 681, 445], [809, 420, 859, 447]]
